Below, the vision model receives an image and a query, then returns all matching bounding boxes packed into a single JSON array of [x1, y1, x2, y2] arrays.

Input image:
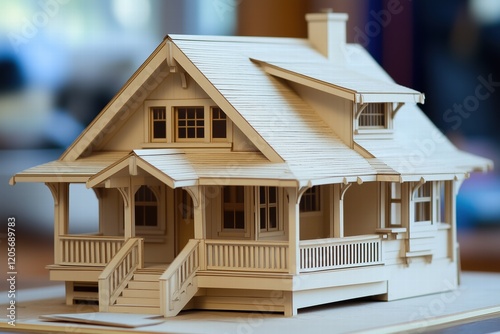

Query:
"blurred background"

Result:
[[0, 0, 499, 288]]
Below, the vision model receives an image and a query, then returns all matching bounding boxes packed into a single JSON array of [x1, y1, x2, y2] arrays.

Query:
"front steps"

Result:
[[107, 269, 162, 314]]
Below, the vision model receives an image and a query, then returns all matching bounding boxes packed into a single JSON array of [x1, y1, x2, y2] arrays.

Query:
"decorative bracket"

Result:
[[183, 186, 200, 208], [411, 177, 426, 201], [355, 103, 369, 121], [45, 183, 59, 206], [340, 182, 352, 200], [297, 181, 313, 205], [117, 187, 130, 208], [392, 102, 404, 118]]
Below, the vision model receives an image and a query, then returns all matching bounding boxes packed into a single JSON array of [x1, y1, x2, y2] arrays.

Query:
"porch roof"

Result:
[[9, 152, 128, 185], [87, 149, 300, 189]]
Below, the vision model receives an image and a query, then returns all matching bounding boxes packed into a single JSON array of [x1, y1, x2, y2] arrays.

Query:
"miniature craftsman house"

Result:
[[11, 12, 492, 316]]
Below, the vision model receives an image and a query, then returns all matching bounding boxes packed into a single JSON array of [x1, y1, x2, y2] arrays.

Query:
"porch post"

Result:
[[446, 180, 458, 262], [333, 184, 345, 238], [46, 183, 69, 265], [121, 179, 135, 239], [286, 187, 300, 275]]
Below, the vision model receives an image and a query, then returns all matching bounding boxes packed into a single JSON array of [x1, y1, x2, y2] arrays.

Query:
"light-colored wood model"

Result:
[[11, 12, 493, 317]]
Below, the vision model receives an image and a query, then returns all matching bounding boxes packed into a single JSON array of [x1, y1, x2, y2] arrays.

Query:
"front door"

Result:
[[175, 189, 194, 255]]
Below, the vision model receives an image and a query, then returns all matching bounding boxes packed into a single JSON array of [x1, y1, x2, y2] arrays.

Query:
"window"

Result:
[[387, 182, 402, 226], [300, 186, 321, 212], [222, 186, 245, 230], [211, 107, 227, 139], [359, 103, 387, 128], [150, 107, 167, 140], [259, 186, 279, 232], [175, 107, 204, 140], [135, 186, 158, 227], [414, 182, 431, 223]]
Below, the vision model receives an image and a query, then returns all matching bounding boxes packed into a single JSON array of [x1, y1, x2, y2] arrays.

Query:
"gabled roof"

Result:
[[12, 33, 491, 187]]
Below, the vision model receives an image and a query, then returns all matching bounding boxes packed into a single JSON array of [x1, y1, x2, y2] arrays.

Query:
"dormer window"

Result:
[[355, 103, 393, 136], [359, 103, 387, 128]]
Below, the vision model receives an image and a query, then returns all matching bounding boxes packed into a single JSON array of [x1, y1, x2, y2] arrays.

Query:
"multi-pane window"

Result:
[[259, 186, 279, 232], [151, 107, 167, 140], [300, 186, 321, 212], [359, 103, 387, 128], [222, 186, 245, 230], [387, 182, 402, 226], [135, 186, 158, 227], [414, 182, 432, 223], [211, 107, 227, 139], [175, 107, 204, 140]]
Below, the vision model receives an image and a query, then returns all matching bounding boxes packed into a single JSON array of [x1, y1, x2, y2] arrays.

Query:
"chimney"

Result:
[[306, 10, 348, 60]]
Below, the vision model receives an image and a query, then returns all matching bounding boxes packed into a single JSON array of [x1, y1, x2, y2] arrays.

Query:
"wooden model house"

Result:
[[11, 12, 492, 316]]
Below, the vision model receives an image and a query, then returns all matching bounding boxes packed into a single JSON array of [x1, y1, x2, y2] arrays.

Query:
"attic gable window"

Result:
[[176, 107, 205, 140], [151, 107, 167, 140], [211, 107, 227, 140], [144, 99, 232, 146]]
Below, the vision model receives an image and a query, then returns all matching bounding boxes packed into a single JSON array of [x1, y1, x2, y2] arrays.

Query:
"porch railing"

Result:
[[58, 235, 125, 266], [160, 239, 200, 317], [205, 239, 289, 273], [299, 235, 382, 273], [98, 238, 143, 311]]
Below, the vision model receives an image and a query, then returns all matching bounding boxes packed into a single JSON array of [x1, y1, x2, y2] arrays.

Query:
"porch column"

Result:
[[286, 187, 300, 275], [46, 183, 69, 264], [446, 180, 458, 262], [118, 179, 135, 239], [333, 183, 350, 238]]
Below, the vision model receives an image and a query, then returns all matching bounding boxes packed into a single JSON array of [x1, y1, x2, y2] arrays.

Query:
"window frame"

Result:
[[143, 99, 232, 147], [386, 182, 402, 227], [413, 182, 432, 224], [150, 106, 167, 142], [257, 186, 284, 236], [355, 103, 393, 136], [174, 106, 206, 142]]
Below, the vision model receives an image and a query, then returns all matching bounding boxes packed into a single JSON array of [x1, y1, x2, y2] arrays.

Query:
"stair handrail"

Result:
[[98, 237, 144, 311], [159, 239, 200, 317]]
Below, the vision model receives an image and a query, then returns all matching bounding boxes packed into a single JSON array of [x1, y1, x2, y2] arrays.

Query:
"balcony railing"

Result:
[[204, 239, 289, 273], [58, 235, 125, 266], [299, 235, 382, 273]]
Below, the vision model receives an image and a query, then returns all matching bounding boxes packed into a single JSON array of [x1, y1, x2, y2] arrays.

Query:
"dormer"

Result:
[[354, 102, 394, 138]]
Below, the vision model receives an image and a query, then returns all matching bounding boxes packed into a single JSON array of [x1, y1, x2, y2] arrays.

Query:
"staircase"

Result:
[[108, 269, 162, 314]]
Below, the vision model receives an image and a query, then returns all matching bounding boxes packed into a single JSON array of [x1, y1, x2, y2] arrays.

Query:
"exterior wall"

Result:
[[299, 185, 331, 240], [343, 182, 379, 236], [99, 188, 123, 236], [289, 82, 353, 147]]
